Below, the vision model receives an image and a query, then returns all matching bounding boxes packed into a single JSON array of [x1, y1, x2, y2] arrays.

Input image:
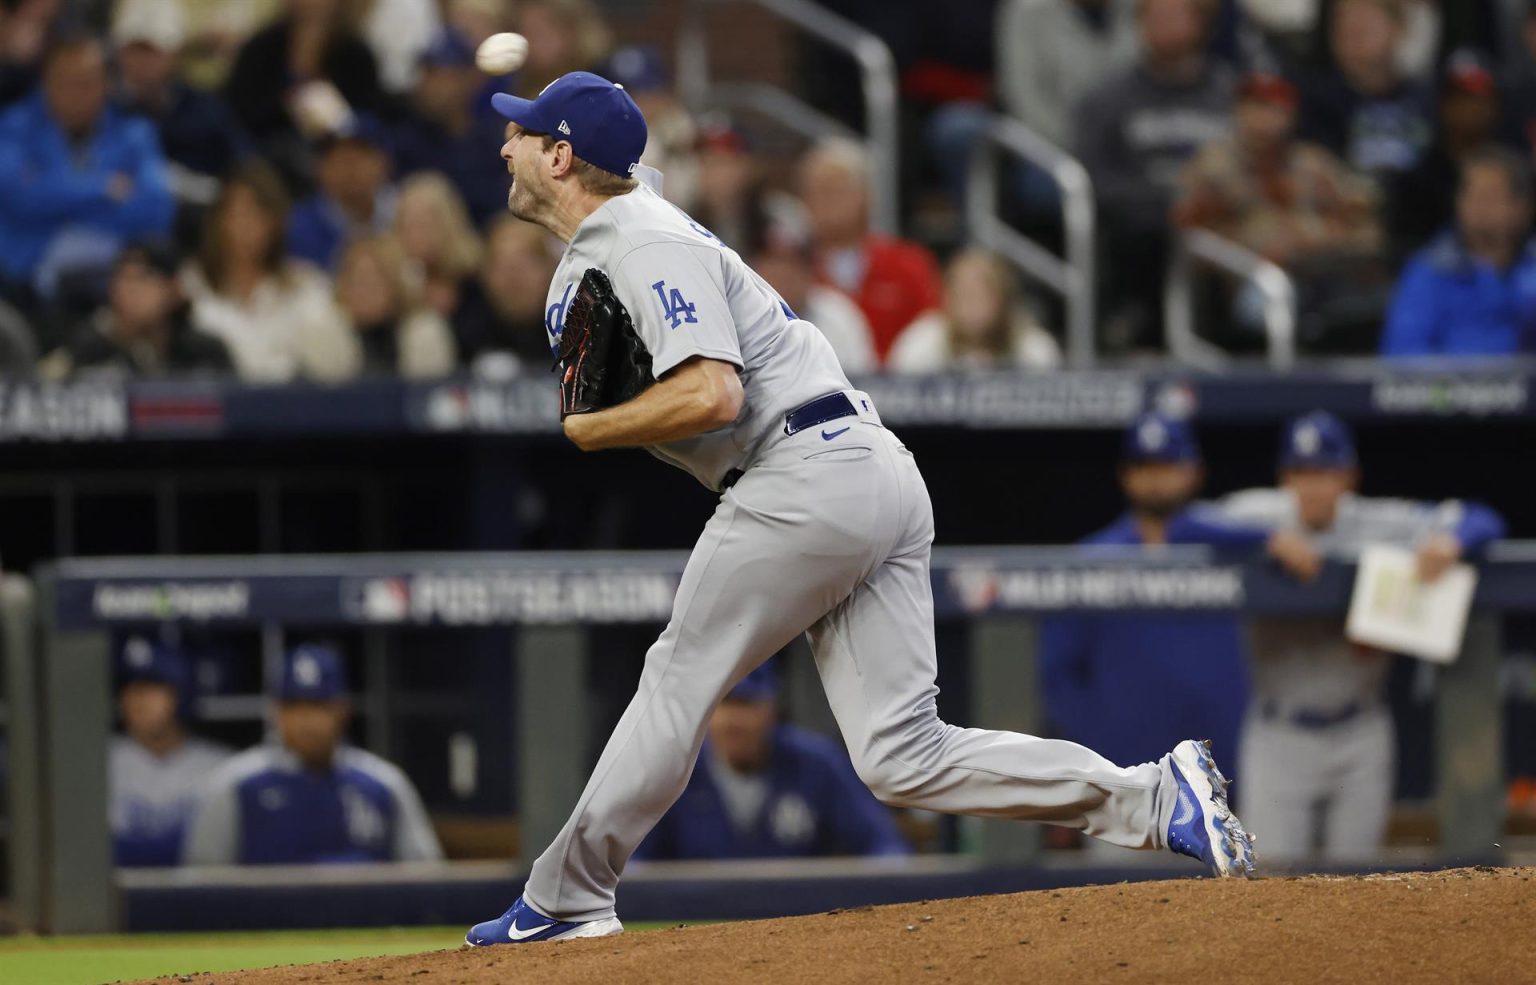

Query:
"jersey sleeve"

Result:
[[608, 240, 744, 378], [379, 763, 445, 862], [181, 773, 241, 865]]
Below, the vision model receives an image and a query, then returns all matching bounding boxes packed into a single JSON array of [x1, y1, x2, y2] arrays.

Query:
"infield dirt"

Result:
[[133, 865, 1536, 985]]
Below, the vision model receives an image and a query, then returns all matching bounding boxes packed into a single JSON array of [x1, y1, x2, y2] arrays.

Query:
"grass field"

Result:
[[0, 924, 669, 985]]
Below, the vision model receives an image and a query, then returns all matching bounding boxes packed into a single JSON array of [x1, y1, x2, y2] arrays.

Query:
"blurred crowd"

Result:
[[2, 0, 1535, 384]]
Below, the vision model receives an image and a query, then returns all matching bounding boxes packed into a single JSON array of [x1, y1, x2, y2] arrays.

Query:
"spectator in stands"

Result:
[[0, 296, 34, 373], [177, 0, 281, 92], [393, 171, 483, 319], [798, 137, 942, 363], [509, 0, 611, 100], [286, 115, 396, 271], [1039, 413, 1263, 776], [1297, 0, 1433, 186], [1389, 50, 1507, 262], [110, 0, 247, 218], [1177, 72, 1380, 262], [183, 161, 358, 380], [995, 0, 1139, 152], [38, 238, 233, 379], [1381, 148, 1536, 356], [1305, 0, 1505, 83], [1075, 0, 1234, 351], [393, 28, 512, 224], [604, 45, 698, 210], [451, 215, 558, 376], [109, 637, 231, 867], [1506, 1, 1536, 151], [183, 644, 443, 866], [0, 35, 174, 307], [358, 0, 441, 97], [0, 0, 64, 108], [222, 0, 391, 176], [748, 216, 877, 374], [689, 119, 797, 252], [636, 664, 908, 860], [1207, 411, 1505, 861], [335, 233, 455, 378], [888, 249, 1061, 373]]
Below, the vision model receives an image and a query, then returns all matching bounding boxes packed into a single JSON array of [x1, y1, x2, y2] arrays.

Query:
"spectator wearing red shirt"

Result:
[[797, 137, 941, 363]]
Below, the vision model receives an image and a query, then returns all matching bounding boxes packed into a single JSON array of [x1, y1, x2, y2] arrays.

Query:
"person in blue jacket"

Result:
[[1039, 412, 1269, 773], [182, 644, 441, 866], [635, 663, 909, 860], [0, 35, 173, 302], [286, 116, 396, 272], [1381, 147, 1536, 357]]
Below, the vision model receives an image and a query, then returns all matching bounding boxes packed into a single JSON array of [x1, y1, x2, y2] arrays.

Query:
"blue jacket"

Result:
[[0, 91, 173, 281], [636, 724, 909, 860], [286, 191, 394, 272], [1382, 232, 1536, 356], [1038, 511, 1268, 768], [394, 114, 513, 224]]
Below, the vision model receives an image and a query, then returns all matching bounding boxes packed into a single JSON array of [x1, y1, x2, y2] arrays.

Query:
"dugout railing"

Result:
[[4, 544, 1530, 932]]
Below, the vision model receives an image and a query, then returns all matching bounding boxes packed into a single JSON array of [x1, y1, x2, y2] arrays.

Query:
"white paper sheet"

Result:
[[1345, 544, 1477, 664]]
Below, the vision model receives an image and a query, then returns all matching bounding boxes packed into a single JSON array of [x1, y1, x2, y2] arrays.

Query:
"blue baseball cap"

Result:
[[1121, 411, 1200, 464], [116, 636, 190, 692], [276, 644, 348, 702], [726, 663, 777, 703], [1278, 411, 1357, 470], [603, 45, 668, 93], [419, 28, 474, 69], [491, 71, 647, 177]]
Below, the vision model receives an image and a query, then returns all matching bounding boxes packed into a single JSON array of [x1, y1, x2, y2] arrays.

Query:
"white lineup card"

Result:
[[1345, 544, 1478, 664]]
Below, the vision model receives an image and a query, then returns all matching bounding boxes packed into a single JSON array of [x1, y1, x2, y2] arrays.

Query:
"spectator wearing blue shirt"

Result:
[[182, 645, 442, 866], [636, 664, 909, 860], [286, 116, 396, 272], [393, 29, 512, 224], [109, 637, 231, 867], [1039, 412, 1269, 772], [1382, 147, 1536, 356], [0, 35, 173, 303]]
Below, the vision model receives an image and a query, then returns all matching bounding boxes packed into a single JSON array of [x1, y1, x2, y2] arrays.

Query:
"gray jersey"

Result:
[[544, 182, 851, 490], [110, 735, 232, 860], [1198, 489, 1473, 714]]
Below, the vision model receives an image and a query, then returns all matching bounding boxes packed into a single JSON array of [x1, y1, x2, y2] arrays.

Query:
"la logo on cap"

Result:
[[1294, 424, 1320, 456], [295, 655, 321, 686], [1139, 419, 1167, 450]]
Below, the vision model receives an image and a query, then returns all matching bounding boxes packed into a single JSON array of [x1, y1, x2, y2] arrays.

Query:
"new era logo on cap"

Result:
[[491, 71, 648, 178]]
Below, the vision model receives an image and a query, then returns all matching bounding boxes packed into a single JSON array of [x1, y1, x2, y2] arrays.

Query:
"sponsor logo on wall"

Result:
[[344, 571, 680, 625], [861, 374, 1145, 428], [416, 382, 560, 433], [948, 565, 1245, 614], [1372, 378, 1528, 416], [0, 382, 128, 441], [92, 582, 250, 621]]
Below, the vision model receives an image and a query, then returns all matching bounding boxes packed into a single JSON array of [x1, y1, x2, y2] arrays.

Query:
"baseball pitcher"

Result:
[[466, 72, 1256, 947]]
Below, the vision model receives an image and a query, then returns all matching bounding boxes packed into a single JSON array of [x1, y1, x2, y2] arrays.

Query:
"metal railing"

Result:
[[1165, 229, 1298, 370], [964, 114, 1097, 368], [677, 0, 900, 235]]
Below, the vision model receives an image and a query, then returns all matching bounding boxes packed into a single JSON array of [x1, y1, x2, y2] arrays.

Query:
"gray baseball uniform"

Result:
[[526, 182, 1182, 922], [1200, 489, 1494, 860]]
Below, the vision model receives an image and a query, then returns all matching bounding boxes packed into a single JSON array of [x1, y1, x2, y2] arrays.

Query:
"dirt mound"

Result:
[[134, 866, 1536, 985]]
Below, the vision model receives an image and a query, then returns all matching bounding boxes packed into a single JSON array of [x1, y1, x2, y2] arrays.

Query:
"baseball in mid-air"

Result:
[[476, 32, 529, 75]]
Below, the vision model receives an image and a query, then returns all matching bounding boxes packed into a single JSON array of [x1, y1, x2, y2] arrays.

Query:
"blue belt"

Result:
[[1262, 700, 1366, 730], [721, 393, 862, 492], [783, 392, 858, 435]]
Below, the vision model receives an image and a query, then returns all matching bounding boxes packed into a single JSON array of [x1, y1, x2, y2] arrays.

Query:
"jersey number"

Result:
[[651, 280, 699, 329]]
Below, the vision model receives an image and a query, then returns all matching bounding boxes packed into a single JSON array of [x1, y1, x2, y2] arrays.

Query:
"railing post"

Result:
[[514, 625, 590, 868], [1, 573, 42, 931]]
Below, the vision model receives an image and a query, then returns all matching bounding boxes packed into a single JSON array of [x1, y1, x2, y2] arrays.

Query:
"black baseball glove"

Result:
[[554, 268, 655, 419]]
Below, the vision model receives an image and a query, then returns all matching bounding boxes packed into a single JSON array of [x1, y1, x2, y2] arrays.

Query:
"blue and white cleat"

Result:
[[465, 895, 624, 947], [1166, 739, 1257, 878]]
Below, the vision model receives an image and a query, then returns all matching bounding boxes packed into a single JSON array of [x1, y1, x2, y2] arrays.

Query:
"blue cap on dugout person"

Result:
[[1037, 411, 1266, 787], [635, 661, 910, 860], [109, 636, 232, 867], [0, 34, 174, 307], [181, 644, 444, 865]]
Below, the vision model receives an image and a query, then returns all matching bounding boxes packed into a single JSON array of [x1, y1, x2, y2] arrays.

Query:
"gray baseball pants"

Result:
[[525, 403, 1178, 921]]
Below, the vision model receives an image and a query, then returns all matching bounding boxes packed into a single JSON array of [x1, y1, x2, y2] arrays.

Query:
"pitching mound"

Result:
[[135, 866, 1535, 985]]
